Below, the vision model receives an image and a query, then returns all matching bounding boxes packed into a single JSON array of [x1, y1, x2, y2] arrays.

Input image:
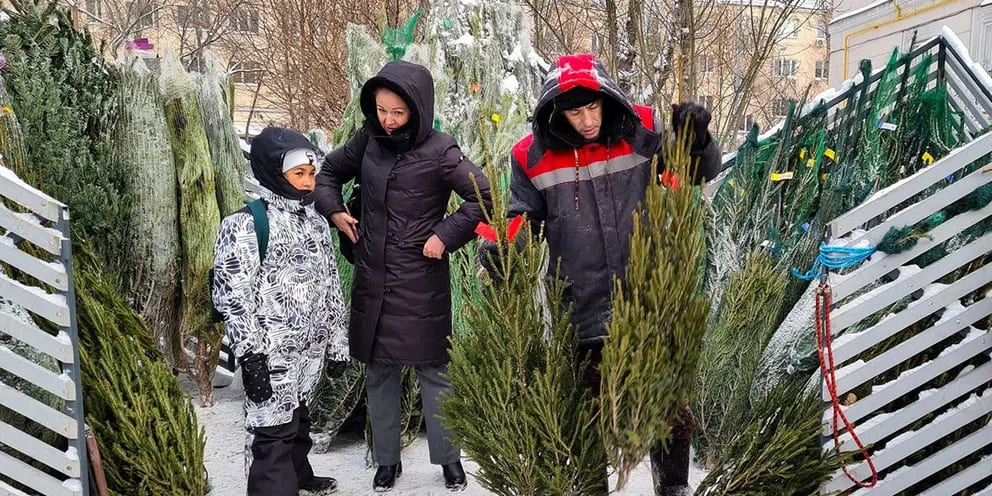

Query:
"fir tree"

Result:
[[692, 250, 787, 464], [442, 166, 606, 496], [599, 133, 711, 490], [0, 0, 129, 276], [76, 245, 206, 496], [695, 385, 840, 496]]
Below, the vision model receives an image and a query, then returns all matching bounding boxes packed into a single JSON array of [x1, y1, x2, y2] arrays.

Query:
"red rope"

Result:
[[816, 283, 879, 488]]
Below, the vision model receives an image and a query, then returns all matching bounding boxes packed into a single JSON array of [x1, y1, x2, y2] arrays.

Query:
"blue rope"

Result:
[[792, 243, 877, 281]]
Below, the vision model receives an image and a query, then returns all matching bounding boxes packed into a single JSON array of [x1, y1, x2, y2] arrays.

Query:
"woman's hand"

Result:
[[423, 234, 446, 259], [330, 211, 359, 243]]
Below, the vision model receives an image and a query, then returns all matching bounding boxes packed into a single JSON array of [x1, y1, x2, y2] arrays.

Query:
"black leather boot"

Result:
[[373, 462, 402, 492], [299, 475, 338, 495], [442, 461, 467, 491]]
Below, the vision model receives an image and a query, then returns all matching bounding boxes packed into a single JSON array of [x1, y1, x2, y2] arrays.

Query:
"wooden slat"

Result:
[[917, 452, 992, 496], [832, 361, 992, 452], [831, 231, 992, 331], [948, 96, 981, 135], [0, 451, 78, 496], [825, 388, 992, 492], [0, 273, 70, 327], [0, 346, 74, 400], [0, 204, 62, 256], [831, 201, 992, 301], [0, 239, 68, 291], [0, 480, 31, 496], [830, 296, 992, 399], [846, 422, 992, 496], [830, 132, 992, 238], [0, 382, 77, 439], [823, 331, 992, 433], [0, 166, 63, 222], [0, 421, 80, 477], [832, 262, 992, 364], [0, 310, 74, 363]]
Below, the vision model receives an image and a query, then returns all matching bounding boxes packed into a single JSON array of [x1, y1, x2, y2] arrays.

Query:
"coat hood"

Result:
[[360, 61, 436, 150], [533, 54, 640, 150], [250, 127, 320, 202]]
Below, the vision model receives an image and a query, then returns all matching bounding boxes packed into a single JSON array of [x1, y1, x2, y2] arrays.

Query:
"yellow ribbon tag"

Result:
[[821, 173, 830, 180], [0, 106, 12, 115], [771, 172, 794, 181], [824, 148, 836, 160], [922, 151, 935, 165], [799, 148, 807, 160], [807, 158, 816, 168], [491, 113, 501, 123], [728, 179, 735, 187]]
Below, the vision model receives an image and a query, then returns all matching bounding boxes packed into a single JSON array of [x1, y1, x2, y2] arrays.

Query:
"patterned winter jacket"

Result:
[[211, 188, 348, 428]]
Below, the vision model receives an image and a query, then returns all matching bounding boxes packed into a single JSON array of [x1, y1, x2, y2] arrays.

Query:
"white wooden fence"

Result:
[[0, 164, 88, 496], [821, 131, 992, 494]]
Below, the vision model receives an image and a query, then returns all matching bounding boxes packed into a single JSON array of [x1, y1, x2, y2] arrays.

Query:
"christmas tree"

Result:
[[160, 50, 224, 406]]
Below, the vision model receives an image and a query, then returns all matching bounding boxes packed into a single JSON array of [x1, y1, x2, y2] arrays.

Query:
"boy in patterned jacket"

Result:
[[212, 127, 349, 496]]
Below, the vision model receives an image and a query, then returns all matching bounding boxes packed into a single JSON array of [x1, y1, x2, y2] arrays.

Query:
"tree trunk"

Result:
[[605, 0, 619, 74], [618, 0, 641, 97]]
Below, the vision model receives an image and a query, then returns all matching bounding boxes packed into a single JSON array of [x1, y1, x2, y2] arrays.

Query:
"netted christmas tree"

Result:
[[160, 50, 224, 406], [193, 53, 247, 218], [111, 61, 183, 367]]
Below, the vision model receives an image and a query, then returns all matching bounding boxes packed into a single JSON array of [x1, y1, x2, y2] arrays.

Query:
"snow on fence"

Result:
[[0, 165, 89, 496], [821, 131, 992, 494]]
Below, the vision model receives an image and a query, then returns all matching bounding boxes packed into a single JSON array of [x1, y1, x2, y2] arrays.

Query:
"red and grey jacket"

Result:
[[507, 54, 720, 344]]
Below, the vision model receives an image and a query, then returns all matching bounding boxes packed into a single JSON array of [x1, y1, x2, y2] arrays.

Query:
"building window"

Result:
[[772, 98, 790, 117], [816, 21, 828, 44], [697, 54, 715, 75], [234, 61, 264, 84], [979, 19, 992, 73], [815, 60, 829, 80], [135, 2, 158, 29], [738, 114, 755, 132], [779, 18, 800, 39], [773, 58, 799, 78], [177, 5, 209, 29], [230, 7, 259, 34]]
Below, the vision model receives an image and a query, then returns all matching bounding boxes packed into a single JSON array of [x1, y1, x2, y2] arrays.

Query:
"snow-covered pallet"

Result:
[[0, 165, 89, 496], [820, 132, 992, 492], [708, 26, 992, 196]]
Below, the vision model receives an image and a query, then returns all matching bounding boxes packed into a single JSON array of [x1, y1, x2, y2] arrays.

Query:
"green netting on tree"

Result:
[[382, 10, 422, 61]]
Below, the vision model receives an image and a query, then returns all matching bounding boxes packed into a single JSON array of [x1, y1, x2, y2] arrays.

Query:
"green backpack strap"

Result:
[[247, 199, 269, 264]]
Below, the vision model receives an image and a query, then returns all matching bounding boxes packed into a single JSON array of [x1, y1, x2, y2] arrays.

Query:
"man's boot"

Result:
[[650, 405, 695, 496]]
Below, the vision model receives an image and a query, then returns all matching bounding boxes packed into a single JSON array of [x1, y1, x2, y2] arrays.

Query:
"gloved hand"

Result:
[[240, 352, 273, 403], [670, 102, 712, 151], [478, 240, 507, 284], [324, 360, 349, 380]]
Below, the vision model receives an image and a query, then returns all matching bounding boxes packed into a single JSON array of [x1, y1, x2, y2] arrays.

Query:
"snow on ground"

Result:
[[193, 374, 707, 496]]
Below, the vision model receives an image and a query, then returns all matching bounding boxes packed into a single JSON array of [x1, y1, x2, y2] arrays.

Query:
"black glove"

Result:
[[671, 102, 712, 151], [324, 359, 349, 380], [478, 240, 507, 284], [240, 352, 273, 403]]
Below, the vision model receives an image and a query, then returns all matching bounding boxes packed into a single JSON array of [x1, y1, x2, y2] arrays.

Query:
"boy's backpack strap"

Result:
[[247, 199, 269, 264]]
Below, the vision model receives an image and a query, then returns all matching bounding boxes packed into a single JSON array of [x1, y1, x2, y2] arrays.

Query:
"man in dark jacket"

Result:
[[315, 61, 491, 492], [487, 53, 720, 495]]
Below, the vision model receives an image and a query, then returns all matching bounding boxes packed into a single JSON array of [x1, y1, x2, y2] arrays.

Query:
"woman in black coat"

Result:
[[315, 60, 491, 492]]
